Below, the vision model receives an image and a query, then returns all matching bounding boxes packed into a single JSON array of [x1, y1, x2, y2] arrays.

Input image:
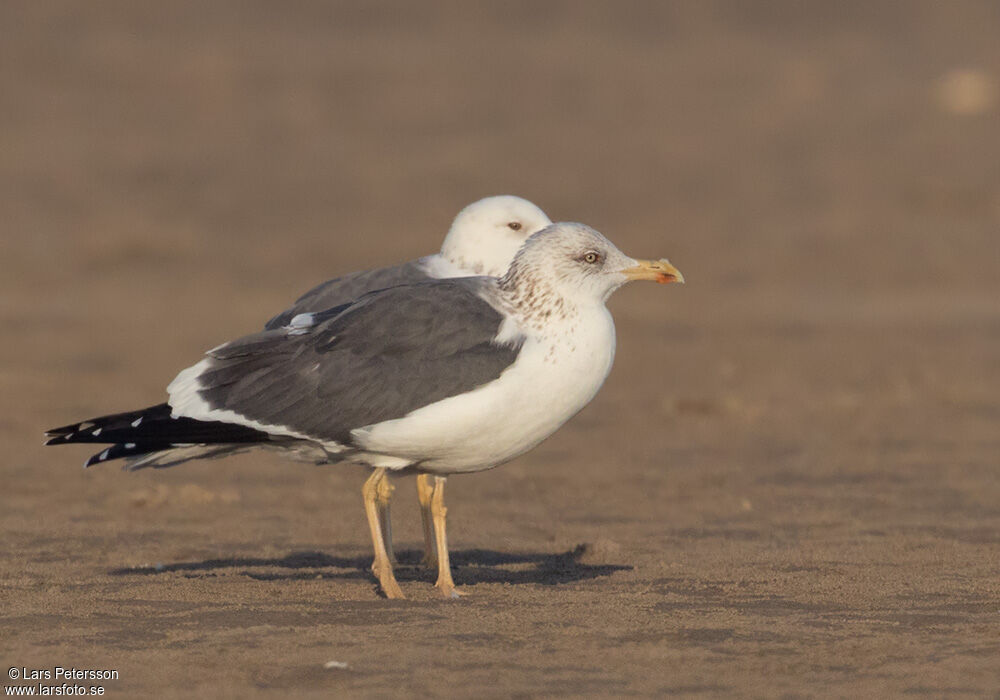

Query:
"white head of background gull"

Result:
[[435, 195, 553, 277], [46, 221, 683, 599]]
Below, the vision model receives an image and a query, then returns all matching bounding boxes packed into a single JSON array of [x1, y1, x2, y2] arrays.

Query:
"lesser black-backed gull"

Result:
[[264, 195, 551, 566], [46, 222, 683, 599]]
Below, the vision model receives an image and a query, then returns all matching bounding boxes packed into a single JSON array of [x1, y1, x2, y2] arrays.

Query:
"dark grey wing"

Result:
[[192, 279, 522, 445], [264, 259, 433, 330]]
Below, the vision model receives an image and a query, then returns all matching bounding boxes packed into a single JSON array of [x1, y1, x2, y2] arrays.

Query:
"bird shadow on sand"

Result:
[[109, 546, 631, 588]]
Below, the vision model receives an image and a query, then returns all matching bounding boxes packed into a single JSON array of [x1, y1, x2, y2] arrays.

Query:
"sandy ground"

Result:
[[2, 2, 999, 698]]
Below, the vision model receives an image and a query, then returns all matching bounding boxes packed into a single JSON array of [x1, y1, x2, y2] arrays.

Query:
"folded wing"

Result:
[[172, 278, 524, 447]]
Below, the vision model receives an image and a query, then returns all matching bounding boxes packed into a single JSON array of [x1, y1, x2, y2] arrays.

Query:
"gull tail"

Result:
[[45, 403, 271, 469]]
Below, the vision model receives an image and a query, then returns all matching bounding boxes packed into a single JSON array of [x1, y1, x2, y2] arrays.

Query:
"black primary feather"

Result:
[[46, 402, 270, 467]]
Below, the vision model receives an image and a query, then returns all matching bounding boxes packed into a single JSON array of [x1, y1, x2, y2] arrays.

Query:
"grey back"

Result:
[[196, 279, 523, 445], [264, 260, 431, 329]]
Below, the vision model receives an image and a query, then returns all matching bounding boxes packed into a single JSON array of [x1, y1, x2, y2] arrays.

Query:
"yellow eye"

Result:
[[507, 221, 522, 231], [583, 252, 600, 264]]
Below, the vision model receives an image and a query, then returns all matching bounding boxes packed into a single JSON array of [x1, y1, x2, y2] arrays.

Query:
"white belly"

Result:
[[351, 308, 617, 473]]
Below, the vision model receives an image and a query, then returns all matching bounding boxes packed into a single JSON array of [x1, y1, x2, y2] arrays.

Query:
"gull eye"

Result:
[[507, 221, 523, 231], [582, 251, 601, 264]]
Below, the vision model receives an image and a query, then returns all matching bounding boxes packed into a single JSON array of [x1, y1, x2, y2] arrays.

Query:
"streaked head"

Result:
[[440, 196, 553, 276], [499, 222, 683, 305]]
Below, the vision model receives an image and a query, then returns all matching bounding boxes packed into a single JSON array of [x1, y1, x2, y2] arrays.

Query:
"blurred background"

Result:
[[2, 2, 998, 696]]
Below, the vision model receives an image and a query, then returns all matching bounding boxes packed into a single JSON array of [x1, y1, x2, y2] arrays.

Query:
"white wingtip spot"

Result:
[[99, 448, 111, 461], [124, 442, 136, 449], [92, 428, 102, 436], [286, 312, 317, 336], [131, 417, 143, 427]]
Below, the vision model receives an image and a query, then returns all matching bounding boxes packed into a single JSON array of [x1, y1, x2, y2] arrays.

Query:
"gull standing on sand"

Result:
[[46, 223, 683, 599], [264, 194, 552, 570]]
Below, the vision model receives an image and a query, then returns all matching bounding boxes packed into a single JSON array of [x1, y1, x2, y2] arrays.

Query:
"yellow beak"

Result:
[[622, 258, 685, 285]]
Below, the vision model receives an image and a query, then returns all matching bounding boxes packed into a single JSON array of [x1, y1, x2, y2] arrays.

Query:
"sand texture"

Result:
[[2, 2, 999, 697]]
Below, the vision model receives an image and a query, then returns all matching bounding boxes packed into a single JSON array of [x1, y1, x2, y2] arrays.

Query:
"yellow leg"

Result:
[[375, 471, 397, 566], [431, 476, 464, 598], [362, 468, 404, 599], [416, 474, 438, 569]]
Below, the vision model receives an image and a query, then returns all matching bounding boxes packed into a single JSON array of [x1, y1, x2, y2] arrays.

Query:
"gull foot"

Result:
[[371, 562, 405, 599], [380, 578, 405, 600], [435, 582, 468, 599]]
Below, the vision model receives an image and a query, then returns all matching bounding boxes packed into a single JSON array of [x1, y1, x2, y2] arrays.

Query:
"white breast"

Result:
[[351, 307, 617, 473]]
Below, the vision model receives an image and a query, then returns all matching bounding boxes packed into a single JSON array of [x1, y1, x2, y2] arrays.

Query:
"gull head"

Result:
[[499, 222, 683, 307], [439, 195, 553, 276]]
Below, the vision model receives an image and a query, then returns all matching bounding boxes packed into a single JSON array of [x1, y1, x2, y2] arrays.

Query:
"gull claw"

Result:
[[436, 583, 468, 599]]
